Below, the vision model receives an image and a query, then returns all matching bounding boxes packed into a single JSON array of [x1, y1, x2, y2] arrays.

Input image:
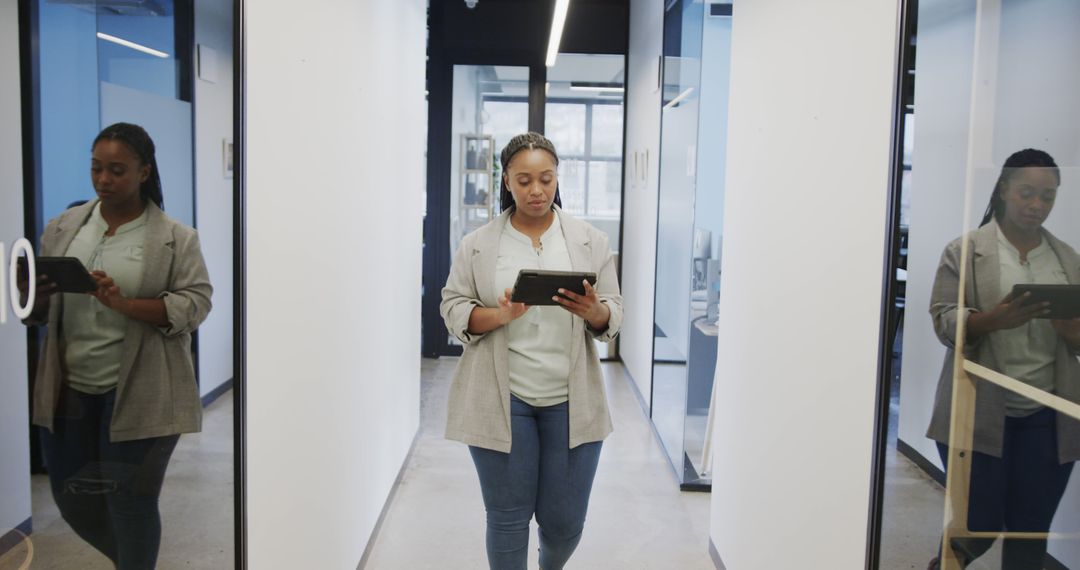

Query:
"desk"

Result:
[[694, 319, 718, 337]]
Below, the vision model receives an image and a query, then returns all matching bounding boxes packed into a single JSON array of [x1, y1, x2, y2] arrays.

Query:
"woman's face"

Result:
[[91, 139, 148, 207], [505, 149, 558, 219], [999, 166, 1059, 231]]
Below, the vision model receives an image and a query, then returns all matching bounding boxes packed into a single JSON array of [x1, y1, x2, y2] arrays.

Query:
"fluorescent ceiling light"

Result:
[[96, 32, 169, 59], [569, 85, 624, 93], [662, 87, 695, 110], [545, 0, 571, 67]]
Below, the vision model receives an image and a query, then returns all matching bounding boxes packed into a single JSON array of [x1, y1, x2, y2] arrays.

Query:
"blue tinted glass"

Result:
[[97, 0, 179, 100]]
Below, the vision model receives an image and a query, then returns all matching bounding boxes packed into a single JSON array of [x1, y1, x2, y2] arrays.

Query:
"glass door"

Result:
[[874, 0, 1080, 567], [650, 0, 734, 490], [444, 65, 531, 349], [651, 0, 705, 489], [544, 53, 626, 359]]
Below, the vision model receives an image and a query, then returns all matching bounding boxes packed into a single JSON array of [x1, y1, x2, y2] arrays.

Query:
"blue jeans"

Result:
[[469, 396, 603, 570], [40, 386, 179, 570], [936, 408, 1074, 569]]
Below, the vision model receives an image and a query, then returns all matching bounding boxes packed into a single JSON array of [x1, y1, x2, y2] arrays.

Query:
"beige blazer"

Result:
[[440, 207, 623, 453], [31, 200, 213, 442], [926, 219, 1080, 462]]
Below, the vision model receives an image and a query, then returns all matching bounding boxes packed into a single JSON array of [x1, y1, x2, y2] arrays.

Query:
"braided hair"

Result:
[[93, 122, 165, 210], [979, 148, 1058, 226], [499, 132, 563, 212]]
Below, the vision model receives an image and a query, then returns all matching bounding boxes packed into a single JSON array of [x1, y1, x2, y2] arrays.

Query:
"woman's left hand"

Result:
[[553, 280, 610, 331], [1051, 318, 1080, 349], [88, 270, 169, 326], [90, 270, 127, 312]]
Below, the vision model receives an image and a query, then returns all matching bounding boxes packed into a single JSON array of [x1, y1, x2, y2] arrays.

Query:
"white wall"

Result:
[[896, 0, 1080, 564], [708, 0, 899, 567], [194, 0, 234, 396], [620, 0, 664, 402], [245, 1, 425, 568], [0, 0, 32, 544]]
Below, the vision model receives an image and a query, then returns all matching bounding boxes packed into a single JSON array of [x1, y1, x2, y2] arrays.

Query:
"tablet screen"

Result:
[[1012, 284, 1080, 320], [511, 269, 597, 306], [34, 257, 98, 294]]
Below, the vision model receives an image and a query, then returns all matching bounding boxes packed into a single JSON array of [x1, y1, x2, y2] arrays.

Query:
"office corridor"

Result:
[[361, 358, 714, 569]]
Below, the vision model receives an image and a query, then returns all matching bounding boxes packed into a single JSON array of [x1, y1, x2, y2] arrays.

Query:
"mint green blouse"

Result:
[[61, 204, 148, 394], [495, 214, 574, 407], [994, 225, 1069, 416]]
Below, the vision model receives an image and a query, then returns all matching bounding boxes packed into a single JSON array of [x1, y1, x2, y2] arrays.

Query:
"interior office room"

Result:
[[1, 0, 1078, 569]]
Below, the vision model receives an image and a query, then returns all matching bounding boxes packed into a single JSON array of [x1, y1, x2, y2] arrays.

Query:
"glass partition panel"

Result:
[[682, 3, 732, 490], [3, 1, 238, 567], [650, 0, 707, 489], [544, 53, 626, 254], [545, 53, 626, 360], [449, 65, 529, 260], [96, 1, 180, 100], [878, 1, 1080, 568]]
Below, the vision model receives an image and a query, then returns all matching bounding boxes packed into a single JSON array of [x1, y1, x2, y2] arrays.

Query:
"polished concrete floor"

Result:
[[361, 357, 716, 570], [1, 354, 996, 570], [877, 338, 1007, 570], [2, 392, 234, 570]]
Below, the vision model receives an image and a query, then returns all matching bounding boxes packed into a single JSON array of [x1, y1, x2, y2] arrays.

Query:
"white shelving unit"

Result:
[[459, 134, 496, 239]]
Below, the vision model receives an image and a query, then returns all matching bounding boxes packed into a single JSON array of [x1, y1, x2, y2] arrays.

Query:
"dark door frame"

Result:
[[17, 0, 248, 566], [232, 0, 247, 567], [17, 0, 201, 470], [422, 4, 550, 358], [422, 1, 630, 359], [865, 0, 917, 567]]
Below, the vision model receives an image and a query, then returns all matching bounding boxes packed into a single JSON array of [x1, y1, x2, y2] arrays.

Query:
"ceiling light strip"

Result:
[[569, 85, 625, 93], [96, 32, 170, 59], [662, 87, 695, 110], [545, 0, 571, 67]]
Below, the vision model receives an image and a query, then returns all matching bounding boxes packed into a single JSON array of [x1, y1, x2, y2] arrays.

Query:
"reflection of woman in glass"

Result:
[[20, 123, 212, 568], [927, 149, 1080, 568], [441, 132, 622, 570]]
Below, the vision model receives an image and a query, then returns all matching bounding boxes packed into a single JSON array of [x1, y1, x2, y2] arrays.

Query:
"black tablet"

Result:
[[511, 269, 597, 306], [31, 257, 99, 294], [1011, 284, 1080, 320]]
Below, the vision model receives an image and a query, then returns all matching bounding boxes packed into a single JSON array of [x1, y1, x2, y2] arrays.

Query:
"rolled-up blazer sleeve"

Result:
[[158, 228, 213, 337], [929, 238, 980, 353], [587, 232, 622, 342], [441, 236, 487, 345]]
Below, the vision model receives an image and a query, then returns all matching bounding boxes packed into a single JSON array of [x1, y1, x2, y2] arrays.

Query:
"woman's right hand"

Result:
[[968, 291, 1049, 336], [16, 273, 58, 318], [497, 288, 529, 325], [466, 289, 530, 335]]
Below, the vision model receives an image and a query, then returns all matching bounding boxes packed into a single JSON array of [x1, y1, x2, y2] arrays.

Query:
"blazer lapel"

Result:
[[557, 208, 590, 371], [136, 203, 173, 298], [119, 203, 172, 392], [1044, 230, 1080, 285], [43, 201, 97, 325], [46, 200, 98, 256], [470, 210, 513, 431], [472, 210, 511, 308], [971, 221, 1001, 313]]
